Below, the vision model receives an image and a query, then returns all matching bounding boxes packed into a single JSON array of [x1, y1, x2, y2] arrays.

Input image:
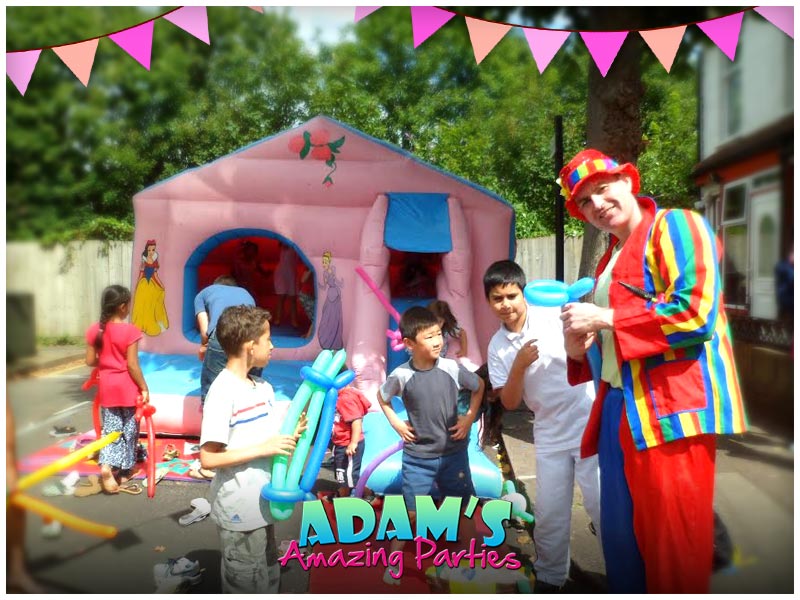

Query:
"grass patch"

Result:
[[37, 335, 83, 347]]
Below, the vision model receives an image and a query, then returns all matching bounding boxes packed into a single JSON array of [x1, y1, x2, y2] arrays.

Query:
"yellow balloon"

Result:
[[10, 493, 117, 539], [15, 431, 121, 493]]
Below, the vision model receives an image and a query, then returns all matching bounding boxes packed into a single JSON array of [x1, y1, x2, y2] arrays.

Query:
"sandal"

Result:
[[50, 425, 77, 438], [74, 475, 103, 497], [162, 444, 179, 461], [179, 498, 211, 526], [118, 483, 143, 495], [143, 466, 170, 488], [188, 468, 215, 480]]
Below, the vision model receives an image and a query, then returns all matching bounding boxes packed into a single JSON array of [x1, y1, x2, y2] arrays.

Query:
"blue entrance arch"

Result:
[[182, 228, 314, 348]]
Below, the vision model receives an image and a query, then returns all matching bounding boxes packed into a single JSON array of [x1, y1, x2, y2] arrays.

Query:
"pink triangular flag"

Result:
[[52, 38, 99, 86], [580, 31, 628, 77], [753, 6, 794, 39], [248, 7, 264, 13], [108, 20, 155, 70], [524, 29, 571, 74], [410, 6, 456, 48], [696, 12, 744, 61], [355, 7, 381, 23], [640, 25, 686, 73], [6, 49, 41, 95], [465, 17, 512, 64], [163, 6, 210, 45]]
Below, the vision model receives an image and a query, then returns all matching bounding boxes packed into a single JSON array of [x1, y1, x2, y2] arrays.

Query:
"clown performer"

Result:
[[558, 149, 747, 593]]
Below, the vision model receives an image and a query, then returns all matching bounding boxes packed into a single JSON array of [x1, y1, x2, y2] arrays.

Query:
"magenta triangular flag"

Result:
[[355, 7, 381, 22], [524, 29, 571, 74], [754, 6, 794, 39], [109, 20, 155, 70], [696, 12, 744, 61], [410, 6, 456, 48], [163, 7, 210, 45], [580, 31, 628, 77], [6, 49, 42, 96]]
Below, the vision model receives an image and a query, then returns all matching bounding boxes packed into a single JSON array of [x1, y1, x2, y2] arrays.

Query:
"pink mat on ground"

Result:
[[18, 431, 205, 482]]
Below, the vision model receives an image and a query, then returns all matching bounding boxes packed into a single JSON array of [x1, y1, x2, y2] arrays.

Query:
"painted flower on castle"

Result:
[[289, 129, 346, 187]]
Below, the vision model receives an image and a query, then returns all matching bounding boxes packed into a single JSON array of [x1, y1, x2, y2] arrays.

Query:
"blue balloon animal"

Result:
[[523, 277, 601, 391]]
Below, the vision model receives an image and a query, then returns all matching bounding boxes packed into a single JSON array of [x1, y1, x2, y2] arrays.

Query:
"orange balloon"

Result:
[[10, 493, 117, 539]]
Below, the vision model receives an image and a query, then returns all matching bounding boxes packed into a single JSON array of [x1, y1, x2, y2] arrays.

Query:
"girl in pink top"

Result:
[[85, 285, 149, 494]]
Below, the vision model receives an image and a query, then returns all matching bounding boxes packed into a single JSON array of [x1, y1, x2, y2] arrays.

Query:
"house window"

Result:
[[723, 60, 742, 137], [757, 215, 778, 277], [721, 184, 747, 307]]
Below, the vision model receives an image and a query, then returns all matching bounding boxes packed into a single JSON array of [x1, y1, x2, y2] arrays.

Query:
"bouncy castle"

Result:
[[130, 115, 514, 496]]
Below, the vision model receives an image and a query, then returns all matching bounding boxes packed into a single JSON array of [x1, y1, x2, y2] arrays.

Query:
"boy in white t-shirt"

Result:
[[199, 305, 306, 593], [483, 260, 601, 593]]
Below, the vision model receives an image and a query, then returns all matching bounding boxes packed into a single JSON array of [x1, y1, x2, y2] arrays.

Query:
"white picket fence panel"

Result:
[[6, 237, 582, 337]]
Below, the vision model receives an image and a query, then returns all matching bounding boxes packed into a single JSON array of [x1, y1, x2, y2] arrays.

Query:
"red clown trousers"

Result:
[[599, 387, 716, 593]]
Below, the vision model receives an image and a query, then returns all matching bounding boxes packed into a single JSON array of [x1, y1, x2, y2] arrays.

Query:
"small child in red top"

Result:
[[331, 385, 372, 498], [85, 285, 149, 494]]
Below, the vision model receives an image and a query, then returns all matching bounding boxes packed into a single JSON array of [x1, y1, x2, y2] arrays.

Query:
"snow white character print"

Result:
[[131, 239, 169, 336]]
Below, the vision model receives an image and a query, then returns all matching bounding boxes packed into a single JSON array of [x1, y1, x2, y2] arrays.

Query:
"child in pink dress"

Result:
[[85, 285, 149, 494]]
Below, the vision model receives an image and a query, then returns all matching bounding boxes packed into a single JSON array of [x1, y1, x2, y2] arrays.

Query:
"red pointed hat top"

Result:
[[557, 149, 640, 220]]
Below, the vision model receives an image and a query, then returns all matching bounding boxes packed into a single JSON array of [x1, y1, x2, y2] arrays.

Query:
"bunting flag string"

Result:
[[355, 5, 793, 76], [6, 5, 794, 97], [5, 6, 224, 95]]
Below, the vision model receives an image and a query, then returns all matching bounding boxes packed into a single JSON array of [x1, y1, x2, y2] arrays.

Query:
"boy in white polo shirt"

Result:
[[483, 260, 600, 593], [199, 305, 306, 593]]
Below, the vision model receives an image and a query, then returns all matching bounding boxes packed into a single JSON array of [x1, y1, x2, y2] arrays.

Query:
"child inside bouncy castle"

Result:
[[427, 300, 468, 359], [328, 379, 374, 501]]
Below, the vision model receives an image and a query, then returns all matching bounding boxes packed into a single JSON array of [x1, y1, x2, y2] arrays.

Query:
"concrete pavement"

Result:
[[500, 405, 795, 593]]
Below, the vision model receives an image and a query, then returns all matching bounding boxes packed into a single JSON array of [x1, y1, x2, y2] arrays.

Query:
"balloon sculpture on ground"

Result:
[[523, 277, 601, 390], [261, 349, 355, 520], [9, 431, 121, 539]]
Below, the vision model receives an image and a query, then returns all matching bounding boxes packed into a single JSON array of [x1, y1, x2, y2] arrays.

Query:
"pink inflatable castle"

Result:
[[130, 115, 515, 435]]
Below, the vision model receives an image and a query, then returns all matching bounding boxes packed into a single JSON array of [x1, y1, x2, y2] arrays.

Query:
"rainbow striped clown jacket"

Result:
[[570, 196, 748, 454]]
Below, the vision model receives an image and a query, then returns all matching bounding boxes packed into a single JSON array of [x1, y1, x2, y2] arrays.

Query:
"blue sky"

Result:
[[263, 6, 356, 52]]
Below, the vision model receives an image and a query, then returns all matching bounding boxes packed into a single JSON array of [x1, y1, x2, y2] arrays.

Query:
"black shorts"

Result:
[[333, 440, 365, 489]]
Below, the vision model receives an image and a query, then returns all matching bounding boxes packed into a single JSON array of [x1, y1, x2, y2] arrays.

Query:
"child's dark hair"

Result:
[[427, 300, 459, 337], [94, 285, 132, 350], [214, 275, 238, 286], [399, 306, 440, 341], [215, 305, 272, 356], [474, 363, 504, 448], [483, 260, 526, 298]]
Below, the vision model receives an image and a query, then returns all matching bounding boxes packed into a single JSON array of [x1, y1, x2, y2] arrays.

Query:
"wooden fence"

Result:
[[6, 238, 583, 338]]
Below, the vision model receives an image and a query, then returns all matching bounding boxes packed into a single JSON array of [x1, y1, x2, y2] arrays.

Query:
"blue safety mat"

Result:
[[139, 352, 313, 400]]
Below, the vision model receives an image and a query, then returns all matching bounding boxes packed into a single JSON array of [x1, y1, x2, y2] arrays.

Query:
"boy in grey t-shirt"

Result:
[[377, 306, 484, 585]]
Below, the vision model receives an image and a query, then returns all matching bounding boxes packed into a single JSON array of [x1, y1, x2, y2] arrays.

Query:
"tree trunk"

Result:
[[579, 26, 645, 282]]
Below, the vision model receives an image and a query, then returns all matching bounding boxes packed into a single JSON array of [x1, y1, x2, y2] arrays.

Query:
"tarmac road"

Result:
[[8, 364, 319, 593]]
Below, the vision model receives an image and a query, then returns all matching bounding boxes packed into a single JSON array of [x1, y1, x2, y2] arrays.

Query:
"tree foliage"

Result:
[[7, 6, 701, 242]]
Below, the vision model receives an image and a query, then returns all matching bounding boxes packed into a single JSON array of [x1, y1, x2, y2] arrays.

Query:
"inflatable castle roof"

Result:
[[131, 115, 516, 404]]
